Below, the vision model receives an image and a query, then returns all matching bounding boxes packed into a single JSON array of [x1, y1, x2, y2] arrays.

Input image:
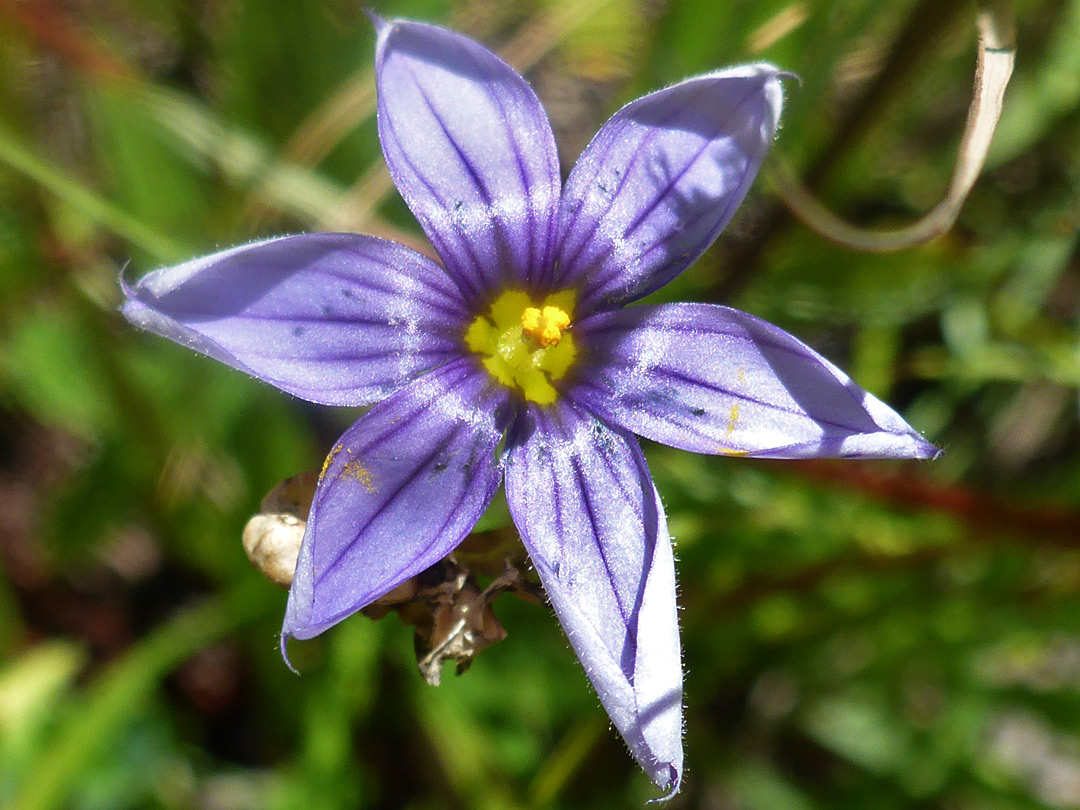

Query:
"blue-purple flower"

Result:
[[121, 16, 937, 796]]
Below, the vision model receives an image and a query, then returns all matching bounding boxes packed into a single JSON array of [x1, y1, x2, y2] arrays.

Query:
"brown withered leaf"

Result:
[[365, 555, 542, 686]]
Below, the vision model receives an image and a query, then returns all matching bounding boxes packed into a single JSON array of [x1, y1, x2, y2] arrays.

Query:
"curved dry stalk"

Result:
[[769, 7, 1015, 252]]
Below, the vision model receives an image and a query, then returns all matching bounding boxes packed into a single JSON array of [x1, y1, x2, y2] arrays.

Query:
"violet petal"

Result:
[[575, 303, 939, 459], [505, 403, 683, 795], [373, 16, 562, 300], [555, 66, 783, 312], [121, 233, 466, 406], [283, 358, 507, 642]]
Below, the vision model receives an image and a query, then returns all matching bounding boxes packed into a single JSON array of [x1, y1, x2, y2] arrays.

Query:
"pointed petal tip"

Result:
[[280, 613, 320, 643], [718, 64, 792, 140], [748, 64, 787, 138], [118, 262, 153, 327], [868, 425, 941, 461], [117, 260, 137, 299], [708, 62, 790, 89], [694, 63, 788, 125], [826, 429, 942, 461], [914, 435, 943, 461], [777, 69, 802, 87], [646, 762, 682, 803], [363, 8, 389, 34], [279, 633, 300, 675]]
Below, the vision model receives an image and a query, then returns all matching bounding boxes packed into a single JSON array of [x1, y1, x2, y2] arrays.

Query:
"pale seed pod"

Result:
[[241, 471, 318, 588]]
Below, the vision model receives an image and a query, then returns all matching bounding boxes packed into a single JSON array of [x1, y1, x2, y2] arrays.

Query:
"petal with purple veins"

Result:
[[555, 66, 784, 312], [574, 303, 939, 459], [505, 403, 683, 796], [283, 358, 507, 643], [373, 16, 562, 299], [121, 233, 467, 406]]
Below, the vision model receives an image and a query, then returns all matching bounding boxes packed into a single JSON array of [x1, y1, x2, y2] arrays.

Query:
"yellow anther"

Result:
[[464, 290, 579, 405], [521, 305, 571, 348]]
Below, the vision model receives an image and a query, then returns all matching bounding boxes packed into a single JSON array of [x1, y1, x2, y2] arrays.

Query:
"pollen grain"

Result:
[[319, 445, 344, 481], [342, 459, 377, 493]]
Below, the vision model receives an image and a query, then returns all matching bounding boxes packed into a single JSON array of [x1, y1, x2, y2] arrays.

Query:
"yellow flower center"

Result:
[[464, 290, 578, 405]]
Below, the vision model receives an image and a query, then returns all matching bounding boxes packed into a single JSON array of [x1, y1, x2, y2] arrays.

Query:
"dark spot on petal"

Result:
[[459, 437, 486, 476], [690, 406, 706, 417], [587, 418, 617, 456], [454, 200, 463, 211], [645, 388, 680, 410], [552, 561, 561, 578], [321, 304, 333, 317], [432, 460, 449, 476], [292, 325, 305, 337], [341, 288, 355, 299], [597, 181, 609, 195]]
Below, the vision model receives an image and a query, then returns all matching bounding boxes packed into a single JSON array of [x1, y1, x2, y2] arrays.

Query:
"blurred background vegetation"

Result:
[[0, 0, 1078, 807]]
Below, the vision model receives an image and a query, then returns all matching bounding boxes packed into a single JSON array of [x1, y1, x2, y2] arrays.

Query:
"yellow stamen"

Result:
[[521, 305, 571, 347], [465, 290, 579, 405]]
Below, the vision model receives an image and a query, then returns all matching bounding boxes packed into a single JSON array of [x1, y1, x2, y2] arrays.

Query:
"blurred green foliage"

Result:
[[0, 0, 1078, 808]]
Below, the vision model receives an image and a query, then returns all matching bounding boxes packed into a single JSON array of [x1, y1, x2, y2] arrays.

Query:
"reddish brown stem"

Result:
[[768, 459, 1080, 545]]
